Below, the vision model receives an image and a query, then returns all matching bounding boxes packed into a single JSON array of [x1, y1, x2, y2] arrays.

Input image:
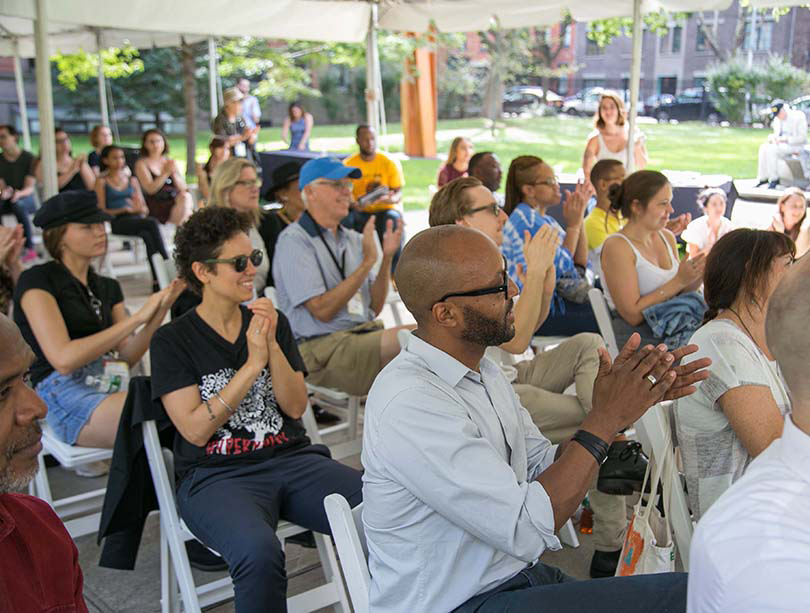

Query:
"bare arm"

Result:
[[634, 138, 648, 170], [299, 114, 314, 150], [95, 177, 132, 216], [130, 177, 149, 214], [369, 218, 402, 314], [305, 261, 374, 322], [795, 227, 810, 258], [281, 117, 290, 145], [197, 164, 210, 201], [115, 281, 184, 366], [170, 160, 187, 192], [573, 223, 588, 268], [11, 175, 35, 201], [19, 289, 163, 374], [134, 159, 171, 195], [719, 386, 784, 457], [582, 135, 599, 184]]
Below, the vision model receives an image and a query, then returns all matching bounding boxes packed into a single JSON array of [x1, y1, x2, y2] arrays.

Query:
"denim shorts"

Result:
[[36, 358, 110, 444]]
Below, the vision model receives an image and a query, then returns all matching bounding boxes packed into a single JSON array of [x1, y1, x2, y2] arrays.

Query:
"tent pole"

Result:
[[12, 40, 31, 152], [96, 30, 110, 126], [627, 0, 642, 174], [34, 0, 57, 198], [208, 37, 218, 120], [365, 3, 381, 135]]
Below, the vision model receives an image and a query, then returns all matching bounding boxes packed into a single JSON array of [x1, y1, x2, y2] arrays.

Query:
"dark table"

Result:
[[553, 172, 737, 227], [257, 150, 348, 201]]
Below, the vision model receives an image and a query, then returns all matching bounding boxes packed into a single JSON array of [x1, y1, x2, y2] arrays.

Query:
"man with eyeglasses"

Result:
[[273, 157, 411, 397], [0, 124, 37, 263], [361, 224, 710, 613], [430, 177, 639, 578]]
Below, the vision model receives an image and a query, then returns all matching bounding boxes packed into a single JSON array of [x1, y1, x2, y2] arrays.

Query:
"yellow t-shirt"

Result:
[[585, 206, 625, 251], [344, 151, 405, 213]]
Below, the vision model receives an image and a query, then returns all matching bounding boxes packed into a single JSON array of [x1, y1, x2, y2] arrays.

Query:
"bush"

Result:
[[708, 54, 810, 124]]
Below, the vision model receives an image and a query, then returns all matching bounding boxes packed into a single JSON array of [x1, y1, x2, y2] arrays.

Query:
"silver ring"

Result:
[[646, 374, 657, 386]]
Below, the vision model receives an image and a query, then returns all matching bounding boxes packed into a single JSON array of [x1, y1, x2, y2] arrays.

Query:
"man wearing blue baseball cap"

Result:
[[756, 99, 808, 189], [272, 156, 411, 396]]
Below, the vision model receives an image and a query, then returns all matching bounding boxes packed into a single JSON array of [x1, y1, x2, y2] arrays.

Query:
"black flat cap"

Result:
[[33, 190, 113, 230], [264, 161, 303, 200]]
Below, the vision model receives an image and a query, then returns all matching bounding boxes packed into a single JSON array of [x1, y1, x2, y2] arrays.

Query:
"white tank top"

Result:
[[603, 232, 678, 310], [595, 130, 629, 165]]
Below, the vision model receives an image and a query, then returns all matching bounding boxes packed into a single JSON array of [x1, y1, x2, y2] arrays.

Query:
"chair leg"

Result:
[[163, 519, 200, 612], [160, 526, 173, 613], [314, 532, 350, 613]]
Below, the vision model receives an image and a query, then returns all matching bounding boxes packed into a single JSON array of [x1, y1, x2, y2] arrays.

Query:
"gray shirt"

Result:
[[272, 211, 375, 340], [674, 319, 791, 520], [362, 333, 560, 613]]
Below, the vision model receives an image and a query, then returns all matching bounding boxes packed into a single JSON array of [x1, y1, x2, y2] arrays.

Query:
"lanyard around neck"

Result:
[[305, 211, 346, 279]]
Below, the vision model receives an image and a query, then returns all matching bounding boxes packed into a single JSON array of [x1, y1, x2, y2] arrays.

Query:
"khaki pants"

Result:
[[298, 321, 384, 396], [514, 333, 628, 551]]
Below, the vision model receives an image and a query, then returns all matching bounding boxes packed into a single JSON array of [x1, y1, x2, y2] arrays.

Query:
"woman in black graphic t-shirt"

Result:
[[150, 206, 361, 612]]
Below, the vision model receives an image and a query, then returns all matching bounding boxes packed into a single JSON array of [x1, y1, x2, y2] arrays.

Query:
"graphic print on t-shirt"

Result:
[[199, 367, 287, 455]]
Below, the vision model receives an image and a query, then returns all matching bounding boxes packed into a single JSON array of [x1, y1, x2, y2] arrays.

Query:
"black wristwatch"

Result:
[[572, 429, 610, 465]]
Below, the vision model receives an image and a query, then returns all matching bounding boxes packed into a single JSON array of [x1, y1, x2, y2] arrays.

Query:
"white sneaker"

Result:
[[74, 459, 111, 478]]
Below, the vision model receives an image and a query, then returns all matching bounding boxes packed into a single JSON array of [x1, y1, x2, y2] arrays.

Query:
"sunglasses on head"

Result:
[[202, 249, 263, 272]]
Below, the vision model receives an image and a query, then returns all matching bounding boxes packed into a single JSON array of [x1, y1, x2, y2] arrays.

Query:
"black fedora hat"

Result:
[[33, 190, 112, 230], [264, 161, 303, 201]]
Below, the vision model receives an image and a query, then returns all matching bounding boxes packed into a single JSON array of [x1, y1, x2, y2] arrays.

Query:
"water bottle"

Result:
[[85, 374, 123, 393]]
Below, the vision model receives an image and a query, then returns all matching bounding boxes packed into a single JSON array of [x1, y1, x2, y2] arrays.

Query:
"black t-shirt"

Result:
[[13, 261, 124, 386], [0, 150, 34, 192], [150, 305, 310, 480], [258, 211, 290, 288]]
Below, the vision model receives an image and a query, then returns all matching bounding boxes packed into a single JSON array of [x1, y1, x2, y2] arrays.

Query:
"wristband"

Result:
[[572, 429, 610, 465]]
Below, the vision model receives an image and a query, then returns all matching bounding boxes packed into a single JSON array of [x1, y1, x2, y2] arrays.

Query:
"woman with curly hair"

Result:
[[150, 205, 362, 612]]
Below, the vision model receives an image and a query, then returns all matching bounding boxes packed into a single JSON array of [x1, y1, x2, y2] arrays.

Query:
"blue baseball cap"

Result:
[[299, 156, 361, 190]]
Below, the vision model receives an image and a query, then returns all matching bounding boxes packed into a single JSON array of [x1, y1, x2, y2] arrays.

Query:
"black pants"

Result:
[[109, 214, 168, 284]]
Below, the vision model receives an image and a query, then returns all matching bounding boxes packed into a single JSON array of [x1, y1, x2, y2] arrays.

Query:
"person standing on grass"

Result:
[[282, 102, 314, 152]]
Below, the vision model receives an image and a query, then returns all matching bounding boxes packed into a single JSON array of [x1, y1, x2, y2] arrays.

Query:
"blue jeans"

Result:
[[535, 299, 599, 336], [0, 194, 37, 248], [176, 444, 362, 613], [453, 562, 686, 613]]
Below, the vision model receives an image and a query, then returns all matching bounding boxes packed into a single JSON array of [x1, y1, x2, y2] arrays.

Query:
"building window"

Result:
[[696, 26, 707, 51], [584, 78, 605, 90], [658, 76, 677, 95], [671, 26, 682, 53], [743, 18, 773, 51], [659, 31, 669, 53], [693, 76, 707, 90], [562, 24, 571, 48]]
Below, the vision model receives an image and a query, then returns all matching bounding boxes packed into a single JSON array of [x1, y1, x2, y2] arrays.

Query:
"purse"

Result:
[[615, 435, 675, 577]]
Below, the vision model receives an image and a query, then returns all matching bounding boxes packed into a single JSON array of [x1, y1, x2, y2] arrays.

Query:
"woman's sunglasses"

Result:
[[202, 249, 263, 273]]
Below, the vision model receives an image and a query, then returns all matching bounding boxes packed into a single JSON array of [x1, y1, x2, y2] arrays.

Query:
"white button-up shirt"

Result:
[[361, 334, 560, 613], [688, 415, 810, 612]]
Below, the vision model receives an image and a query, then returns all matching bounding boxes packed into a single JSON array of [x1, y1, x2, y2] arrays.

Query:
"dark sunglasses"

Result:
[[202, 249, 263, 272], [437, 260, 509, 304]]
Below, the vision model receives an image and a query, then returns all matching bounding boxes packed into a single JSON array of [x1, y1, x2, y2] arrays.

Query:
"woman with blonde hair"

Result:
[[437, 136, 474, 187], [87, 124, 113, 176], [769, 186, 810, 257], [582, 91, 647, 184], [208, 157, 281, 293]]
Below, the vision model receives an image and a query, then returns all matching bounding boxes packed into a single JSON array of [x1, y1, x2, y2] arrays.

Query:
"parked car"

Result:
[[758, 95, 810, 127], [503, 86, 563, 115], [650, 88, 724, 124], [564, 87, 643, 117], [644, 93, 675, 116]]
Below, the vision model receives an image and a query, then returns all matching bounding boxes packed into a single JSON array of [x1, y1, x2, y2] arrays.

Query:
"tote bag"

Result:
[[615, 437, 675, 576]]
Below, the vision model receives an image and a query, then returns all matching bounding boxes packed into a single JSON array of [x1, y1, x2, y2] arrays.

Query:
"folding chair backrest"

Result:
[[634, 402, 694, 570], [324, 493, 370, 612], [588, 288, 619, 358], [151, 254, 177, 290]]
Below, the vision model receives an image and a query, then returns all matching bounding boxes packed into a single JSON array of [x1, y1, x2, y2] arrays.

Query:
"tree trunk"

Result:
[[181, 41, 197, 180]]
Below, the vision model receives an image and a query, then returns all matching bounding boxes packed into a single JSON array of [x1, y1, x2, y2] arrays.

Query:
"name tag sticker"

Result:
[[347, 292, 365, 317]]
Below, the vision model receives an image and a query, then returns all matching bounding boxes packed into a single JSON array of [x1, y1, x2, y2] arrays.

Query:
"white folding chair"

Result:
[[28, 421, 112, 538], [100, 225, 151, 279], [588, 288, 620, 358], [151, 254, 177, 290], [324, 493, 370, 613], [143, 405, 350, 613], [634, 402, 694, 570]]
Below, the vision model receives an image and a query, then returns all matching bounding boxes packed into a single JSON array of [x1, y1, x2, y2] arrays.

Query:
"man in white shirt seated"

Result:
[[361, 225, 711, 613], [688, 251, 810, 613], [756, 99, 808, 190]]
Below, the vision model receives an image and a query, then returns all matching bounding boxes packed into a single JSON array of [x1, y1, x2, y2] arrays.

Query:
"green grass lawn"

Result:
[[47, 115, 766, 211]]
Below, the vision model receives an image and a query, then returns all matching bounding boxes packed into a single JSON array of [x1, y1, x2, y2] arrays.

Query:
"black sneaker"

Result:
[[186, 540, 228, 572], [286, 531, 317, 549], [768, 179, 780, 190], [313, 404, 341, 425], [597, 440, 649, 495], [590, 549, 622, 578], [755, 179, 769, 187]]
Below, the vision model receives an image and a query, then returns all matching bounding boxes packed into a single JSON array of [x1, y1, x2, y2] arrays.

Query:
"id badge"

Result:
[[103, 359, 130, 393], [234, 141, 247, 158], [347, 291, 365, 317]]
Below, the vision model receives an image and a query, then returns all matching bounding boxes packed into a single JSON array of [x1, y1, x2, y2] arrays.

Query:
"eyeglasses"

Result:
[[202, 249, 263, 272], [233, 179, 261, 189], [466, 202, 501, 218], [532, 177, 558, 187], [436, 260, 509, 304], [314, 179, 353, 191]]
